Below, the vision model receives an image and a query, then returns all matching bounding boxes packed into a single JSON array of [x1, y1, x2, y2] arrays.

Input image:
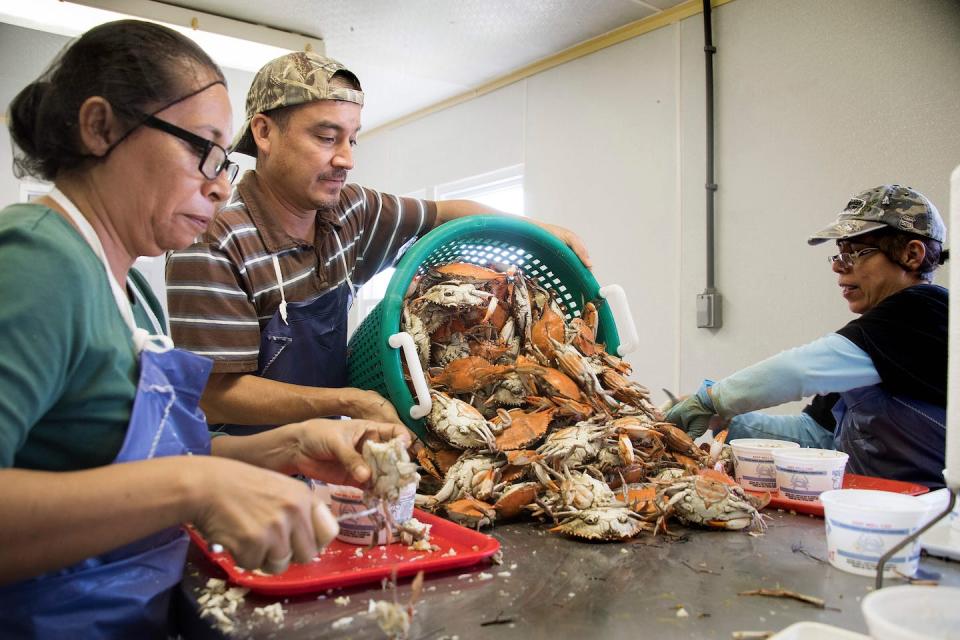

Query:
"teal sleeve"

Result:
[[0, 221, 81, 466], [727, 412, 836, 449], [711, 333, 881, 418]]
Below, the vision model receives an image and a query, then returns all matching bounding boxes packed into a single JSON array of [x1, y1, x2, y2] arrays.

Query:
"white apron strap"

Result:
[[271, 254, 289, 325]]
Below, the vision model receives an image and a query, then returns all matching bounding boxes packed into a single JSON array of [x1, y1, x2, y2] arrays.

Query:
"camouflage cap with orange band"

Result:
[[231, 51, 364, 156]]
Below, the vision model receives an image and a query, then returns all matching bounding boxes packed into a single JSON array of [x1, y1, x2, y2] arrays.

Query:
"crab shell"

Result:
[[550, 506, 649, 541], [493, 408, 555, 450]]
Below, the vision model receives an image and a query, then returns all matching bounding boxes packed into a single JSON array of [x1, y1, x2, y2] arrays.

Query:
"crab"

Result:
[[426, 391, 498, 450], [414, 282, 494, 308], [492, 481, 542, 520], [428, 356, 509, 394], [530, 301, 567, 360], [536, 421, 609, 469], [657, 469, 765, 531], [363, 438, 421, 502], [401, 307, 431, 370], [417, 452, 504, 507], [535, 464, 616, 511], [550, 506, 650, 541], [652, 422, 707, 461], [444, 496, 497, 529], [514, 359, 586, 406]]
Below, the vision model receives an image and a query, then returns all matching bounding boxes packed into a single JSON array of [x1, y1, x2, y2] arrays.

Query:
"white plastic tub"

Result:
[[861, 584, 960, 639], [773, 448, 848, 501], [328, 483, 416, 545], [819, 489, 929, 578], [729, 438, 801, 491]]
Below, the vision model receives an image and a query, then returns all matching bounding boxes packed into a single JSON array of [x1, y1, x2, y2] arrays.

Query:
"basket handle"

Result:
[[388, 332, 433, 419], [598, 284, 639, 356]]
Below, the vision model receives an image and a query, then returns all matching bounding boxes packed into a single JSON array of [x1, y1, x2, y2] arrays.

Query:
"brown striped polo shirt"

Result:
[[166, 170, 437, 373]]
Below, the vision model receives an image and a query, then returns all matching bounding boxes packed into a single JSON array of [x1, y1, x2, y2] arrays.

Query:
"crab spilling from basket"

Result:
[[345, 218, 766, 542], [397, 261, 767, 541]]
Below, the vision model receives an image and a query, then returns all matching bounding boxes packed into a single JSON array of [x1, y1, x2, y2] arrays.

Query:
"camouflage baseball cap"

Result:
[[231, 51, 364, 156], [808, 184, 945, 245]]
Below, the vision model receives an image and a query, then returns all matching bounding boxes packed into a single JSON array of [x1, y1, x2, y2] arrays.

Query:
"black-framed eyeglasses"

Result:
[[828, 246, 880, 269], [139, 113, 239, 182]]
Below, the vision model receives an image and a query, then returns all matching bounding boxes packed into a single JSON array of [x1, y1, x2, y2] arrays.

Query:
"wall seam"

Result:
[[672, 18, 684, 396]]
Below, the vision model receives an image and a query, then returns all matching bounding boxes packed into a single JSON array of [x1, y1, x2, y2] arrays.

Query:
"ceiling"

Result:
[[167, 0, 690, 130]]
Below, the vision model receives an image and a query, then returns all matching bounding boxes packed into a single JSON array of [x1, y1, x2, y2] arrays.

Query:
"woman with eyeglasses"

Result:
[[667, 185, 949, 488], [0, 20, 407, 638]]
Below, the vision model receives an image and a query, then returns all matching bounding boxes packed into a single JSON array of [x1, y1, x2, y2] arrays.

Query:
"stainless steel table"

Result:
[[175, 510, 960, 639]]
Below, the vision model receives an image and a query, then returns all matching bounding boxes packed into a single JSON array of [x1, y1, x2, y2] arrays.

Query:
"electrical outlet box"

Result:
[[697, 292, 722, 328]]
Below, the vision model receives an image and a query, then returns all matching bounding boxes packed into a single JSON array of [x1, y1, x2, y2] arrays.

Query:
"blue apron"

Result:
[[218, 237, 354, 436], [833, 384, 946, 489], [0, 189, 213, 639]]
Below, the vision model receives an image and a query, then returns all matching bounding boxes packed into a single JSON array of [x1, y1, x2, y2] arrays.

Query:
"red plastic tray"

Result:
[[187, 509, 500, 595], [747, 473, 929, 517]]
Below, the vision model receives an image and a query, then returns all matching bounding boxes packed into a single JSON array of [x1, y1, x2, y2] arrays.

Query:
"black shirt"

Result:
[[803, 284, 947, 430]]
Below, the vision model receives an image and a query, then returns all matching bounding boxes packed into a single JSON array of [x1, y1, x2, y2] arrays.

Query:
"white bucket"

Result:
[[861, 584, 960, 640], [729, 438, 801, 491], [772, 448, 849, 502], [819, 489, 929, 578], [328, 483, 416, 546]]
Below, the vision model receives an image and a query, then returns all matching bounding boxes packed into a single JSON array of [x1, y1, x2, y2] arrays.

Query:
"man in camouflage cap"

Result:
[[230, 52, 364, 157], [167, 51, 590, 433], [667, 184, 949, 488]]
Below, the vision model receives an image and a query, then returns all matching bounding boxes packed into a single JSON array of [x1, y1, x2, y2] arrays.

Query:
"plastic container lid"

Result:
[[819, 489, 930, 516], [730, 438, 802, 453], [861, 585, 960, 640]]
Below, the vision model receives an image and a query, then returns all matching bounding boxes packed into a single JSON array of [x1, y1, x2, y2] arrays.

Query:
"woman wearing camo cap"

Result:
[[667, 184, 948, 488]]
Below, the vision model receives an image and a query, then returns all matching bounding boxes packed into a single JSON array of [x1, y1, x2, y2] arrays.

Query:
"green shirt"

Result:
[[0, 204, 166, 470]]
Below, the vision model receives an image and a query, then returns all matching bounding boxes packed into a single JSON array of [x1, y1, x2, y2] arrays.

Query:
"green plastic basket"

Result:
[[347, 215, 629, 440]]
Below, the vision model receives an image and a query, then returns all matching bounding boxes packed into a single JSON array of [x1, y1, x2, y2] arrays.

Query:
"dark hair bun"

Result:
[[7, 20, 224, 182]]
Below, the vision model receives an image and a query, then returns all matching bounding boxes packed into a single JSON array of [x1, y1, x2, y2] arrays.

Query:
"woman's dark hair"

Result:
[[865, 227, 948, 282], [8, 20, 225, 181]]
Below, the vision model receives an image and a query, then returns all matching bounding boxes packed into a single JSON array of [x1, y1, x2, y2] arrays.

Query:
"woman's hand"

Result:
[[285, 419, 412, 486], [185, 457, 338, 574]]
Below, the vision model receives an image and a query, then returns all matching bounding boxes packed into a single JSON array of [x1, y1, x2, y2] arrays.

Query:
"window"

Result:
[[436, 164, 525, 216], [347, 166, 524, 335]]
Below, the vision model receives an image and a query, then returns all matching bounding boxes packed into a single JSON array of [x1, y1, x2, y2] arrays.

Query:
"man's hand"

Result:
[[533, 221, 593, 269], [346, 389, 402, 423], [664, 380, 716, 439]]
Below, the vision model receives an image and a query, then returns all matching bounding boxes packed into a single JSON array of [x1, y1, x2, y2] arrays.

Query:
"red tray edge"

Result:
[[746, 473, 930, 518], [188, 509, 501, 595]]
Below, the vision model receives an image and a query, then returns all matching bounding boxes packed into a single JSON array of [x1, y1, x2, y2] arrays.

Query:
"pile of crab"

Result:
[[401, 262, 767, 541]]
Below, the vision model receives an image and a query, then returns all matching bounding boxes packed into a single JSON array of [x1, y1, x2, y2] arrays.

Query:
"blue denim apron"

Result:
[[833, 384, 946, 489], [0, 190, 213, 639], [218, 233, 355, 436]]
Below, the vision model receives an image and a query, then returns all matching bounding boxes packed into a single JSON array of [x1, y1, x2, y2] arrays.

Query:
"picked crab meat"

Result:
[[363, 438, 421, 502]]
